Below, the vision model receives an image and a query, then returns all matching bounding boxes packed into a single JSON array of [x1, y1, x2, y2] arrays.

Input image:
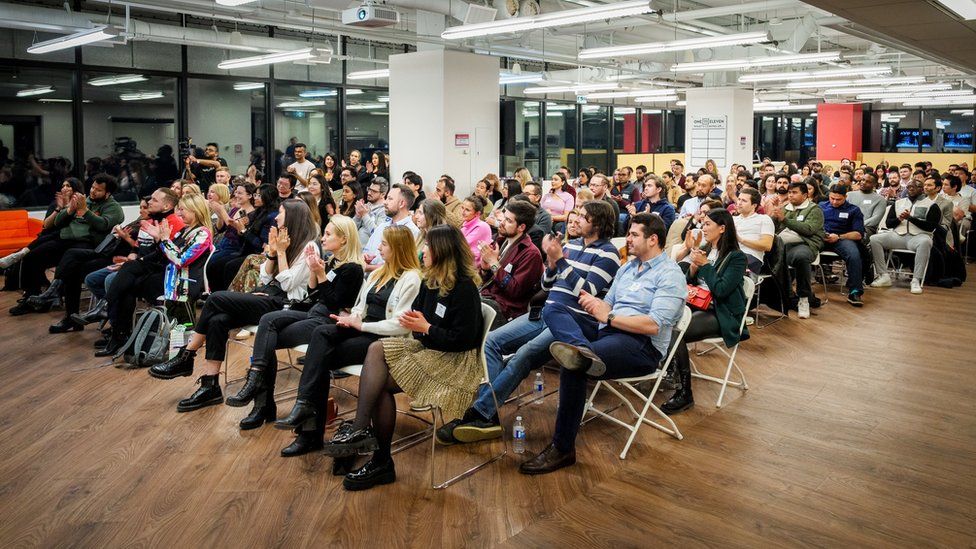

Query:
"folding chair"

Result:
[[752, 273, 786, 328], [582, 305, 692, 459], [690, 276, 756, 408], [886, 248, 928, 283]]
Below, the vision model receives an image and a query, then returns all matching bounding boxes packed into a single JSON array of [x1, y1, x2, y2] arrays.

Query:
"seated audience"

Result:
[[460, 195, 492, 265], [436, 175, 462, 217], [521, 213, 685, 474], [626, 174, 677, 231], [414, 198, 453, 249], [541, 172, 575, 233], [870, 179, 941, 294], [355, 177, 389, 244], [769, 181, 825, 319], [847, 174, 886, 237], [733, 188, 774, 274], [477, 200, 544, 328], [819, 184, 867, 306], [362, 184, 419, 271]]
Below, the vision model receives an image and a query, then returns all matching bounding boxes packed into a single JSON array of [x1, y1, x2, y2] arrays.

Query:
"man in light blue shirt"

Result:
[[354, 177, 389, 244], [520, 213, 686, 475], [361, 183, 420, 272]]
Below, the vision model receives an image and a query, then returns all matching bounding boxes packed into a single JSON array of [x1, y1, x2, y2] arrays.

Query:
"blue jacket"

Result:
[[819, 200, 865, 236], [631, 199, 677, 230]]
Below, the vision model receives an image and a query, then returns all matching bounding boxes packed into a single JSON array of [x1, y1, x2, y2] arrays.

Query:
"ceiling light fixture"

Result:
[[673, 51, 841, 73], [753, 104, 819, 112], [346, 69, 390, 80], [825, 83, 952, 95], [784, 76, 926, 90], [525, 82, 620, 94], [901, 97, 976, 106], [753, 100, 792, 109], [215, 0, 259, 5], [217, 47, 332, 70], [579, 31, 771, 60], [499, 73, 545, 85], [860, 89, 974, 100], [442, 0, 653, 40], [119, 91, 164, 101], [16, 86, 55, 97], [933, 0, 976, 20], [299, 89, 338, 98], [233, 82, 264, 91], [27, 25, 120, 54], [738, 66, 891, 83], [586, 88, 684, 99], [346, 103, 387, 110], [277, 100, 326, 108], [88, 74, 147, 87], [633, 95, 681, 103]]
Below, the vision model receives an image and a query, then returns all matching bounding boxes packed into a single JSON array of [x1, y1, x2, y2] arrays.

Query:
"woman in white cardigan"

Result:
[[274, 225, 422, 459], [148, 199, 320, 413]]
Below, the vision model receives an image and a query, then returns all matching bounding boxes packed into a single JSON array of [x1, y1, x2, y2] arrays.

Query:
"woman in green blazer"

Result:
[[663, 208, 750, 414]]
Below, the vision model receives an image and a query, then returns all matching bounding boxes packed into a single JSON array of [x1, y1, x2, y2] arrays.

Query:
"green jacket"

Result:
[[687, 249, 750, 348], [54, 197, 124, 244], [775, 200, 824, 255]]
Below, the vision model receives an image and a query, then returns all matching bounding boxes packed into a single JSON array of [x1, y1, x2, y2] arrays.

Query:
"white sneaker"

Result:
[[233, 328, 252, 340], [910, 279, 922, 294], [797, 297, 810, 319], [0, 247, 29, 269], [870, 274, 892, 288]]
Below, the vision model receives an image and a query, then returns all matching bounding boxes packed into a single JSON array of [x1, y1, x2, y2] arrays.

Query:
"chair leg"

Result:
[[429, 383, 508, 489]]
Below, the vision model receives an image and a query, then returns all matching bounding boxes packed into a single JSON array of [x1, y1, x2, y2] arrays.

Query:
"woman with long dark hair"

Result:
[[306, 173, 337, 232], [148, 199, 320, 414], [487, 179, 522, 230], [321, 153, 341, 191], [322, 224, 484, 491], [338, 181, 363, 218], [662, 208, 749, 415], [215, 184, 279, 290], [206, 182, 256, 292]]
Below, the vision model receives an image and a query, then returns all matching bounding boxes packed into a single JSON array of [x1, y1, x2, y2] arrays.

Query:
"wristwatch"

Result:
[[606, 312, 616, 326]]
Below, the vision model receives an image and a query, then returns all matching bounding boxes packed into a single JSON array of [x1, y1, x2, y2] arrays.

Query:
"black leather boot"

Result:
[[274, 399, 317, 430], [280, 431, 324, 457], [27, 279, 62, 307], [176, 375, 223, 412], [661, 359, 694, 415], [49, 316, 84, 334], [148, 347, 196, 379], [94, 329, 129, 357], [225, 366, 266, 407], [239, 391, 276, 430], [71, 299, 108, 326], [343, 457, 396, 491]]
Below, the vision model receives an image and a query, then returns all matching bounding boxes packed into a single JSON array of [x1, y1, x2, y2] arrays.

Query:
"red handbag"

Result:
[[687, 284, 713, 311]]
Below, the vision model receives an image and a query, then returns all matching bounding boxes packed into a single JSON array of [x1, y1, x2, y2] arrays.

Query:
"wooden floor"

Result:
[[0, 269, 974, 548]]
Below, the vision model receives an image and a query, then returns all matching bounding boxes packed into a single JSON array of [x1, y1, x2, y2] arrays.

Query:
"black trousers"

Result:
[[21, 233, 92, 295], [205, 249, 242, 292], [670, 310, 723, 380], [106, 260, 164, 333], [58, 248, 112, 315], [194, 291, 284, 361], [249, 303, 334, 394], [296, 321, 380, 435]]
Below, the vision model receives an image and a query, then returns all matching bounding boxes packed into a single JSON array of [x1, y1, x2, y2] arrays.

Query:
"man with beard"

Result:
[[678, 174, 721, 217], [477, 200, 544, 329], [361, 184, 419, 272], [769, 181, 825, 319], [847, 174, 886, 238], [869, 179, 941, 295]]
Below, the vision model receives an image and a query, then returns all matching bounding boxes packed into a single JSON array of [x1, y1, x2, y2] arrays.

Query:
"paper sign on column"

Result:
[[690, 116, 727, 168]]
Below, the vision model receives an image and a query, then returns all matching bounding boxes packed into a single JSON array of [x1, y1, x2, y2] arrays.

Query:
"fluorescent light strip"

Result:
[[739, 66, 891, 83], [346, 69, 390, 80], [218, 48, 322, 70], [299, 89, 337, 98], [277, 100, 325, 108], [860, 90, 974, 100], [27, 25, 120, 54], [754, 101, 792, 108], [673, 51, 841, 73], [525, 83, 620, 94], [216, 0, 258, 5], [499, 73, 545, 85], [346, 89, 364, 95], [951, 109, 975, 114], [88, 74, 147, 87], [586, 88, 683, 99], [753, 104, 819, 112], [233, 82, 264, 91], [784, 76, 925, 90], [933, 0, 976, 20], [16, 86, 55, 97], [346, 103, 386, 110], [119, 91, 164, 101], [578, 31, 770, 60], [378, 96, 390, 103], [902, 97, 976, 106], [442, 0, 653, 40], [825, 83, 952, 95], [546, 104, 575, 111], [633, 95, 680, 103]]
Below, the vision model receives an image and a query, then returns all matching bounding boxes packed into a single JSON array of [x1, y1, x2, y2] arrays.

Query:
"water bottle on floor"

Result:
[[513, 416, 525, 454], [533, 372, 545, 404]]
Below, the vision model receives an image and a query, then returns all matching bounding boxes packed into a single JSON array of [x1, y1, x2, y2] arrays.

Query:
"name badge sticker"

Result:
[[326, 270, 336, 281], [797, 215, 805, 221], [629, 282, 642, 292], [435, 303, 447, 318], [839, 212, 849, 219], [863, 199, 872, 204], [504, 263, 513, 273]]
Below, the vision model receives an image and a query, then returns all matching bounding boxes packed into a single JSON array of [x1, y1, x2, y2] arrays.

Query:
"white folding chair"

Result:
[[582, 306, 693, 459], [690, 276, 755, 408], [886, 248, 928, 283], [752, 273, 786, 328]]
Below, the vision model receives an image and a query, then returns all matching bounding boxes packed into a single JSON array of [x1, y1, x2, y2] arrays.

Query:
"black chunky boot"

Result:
[[239, 390, 276, 430], [71, 298, 107, 326], [661, 359, 694, 415], [26, 279, 63, 308], [176, 375, 223, 412], [148, 347, 196, 379], [274, 398, 317, 430], [94, 329, 129, 357], [225, 366, 266, 407]]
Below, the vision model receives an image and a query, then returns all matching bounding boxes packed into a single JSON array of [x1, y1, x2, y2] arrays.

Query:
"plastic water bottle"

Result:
[[169, 324, 186, 359], [513, 416, 526, 454], [533, 372, 545, 404]]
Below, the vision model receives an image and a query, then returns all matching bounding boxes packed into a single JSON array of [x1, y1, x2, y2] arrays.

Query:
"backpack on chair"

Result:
[[113, 306, 175, 368]]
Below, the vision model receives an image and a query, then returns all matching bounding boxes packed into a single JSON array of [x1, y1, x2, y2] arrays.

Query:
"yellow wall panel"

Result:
[[858, 153, 976, 173]]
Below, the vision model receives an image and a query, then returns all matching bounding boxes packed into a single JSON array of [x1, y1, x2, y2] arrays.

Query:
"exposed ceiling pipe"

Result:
[[385, 0, 475, 23], [658, 0, 803, 22]]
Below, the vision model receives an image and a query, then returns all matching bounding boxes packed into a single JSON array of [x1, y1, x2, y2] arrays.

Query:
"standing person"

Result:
[[519, 213, 686, 474], [541, 172, 575, 233], [370, 152, 390, 182], [307, 174, 337, 233], [769, 181, 825, 319], [321, 225, 483, 491], [147, 199, 320, 412], [225, 215, 363, 433], [319, 153, 341, 190], [460, 195, 492, 265], [185, 142, 227, 192], [274, 225, 422, 458], [286, 143, 316, 192]]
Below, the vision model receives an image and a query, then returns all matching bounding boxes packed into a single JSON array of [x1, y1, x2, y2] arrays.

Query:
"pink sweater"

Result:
[[462, 215, 492, 265]]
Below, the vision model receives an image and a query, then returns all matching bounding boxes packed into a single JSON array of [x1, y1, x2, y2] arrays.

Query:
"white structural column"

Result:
[[683, 87, 753, 174], [389, 50, 499, 198]]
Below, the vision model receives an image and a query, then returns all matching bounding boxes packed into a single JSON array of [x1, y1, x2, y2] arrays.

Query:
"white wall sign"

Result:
[[690, 115, 727, 168]]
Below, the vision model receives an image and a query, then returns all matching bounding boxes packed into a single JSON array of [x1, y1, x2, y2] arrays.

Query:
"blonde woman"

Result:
[[148, 199, 319, 414], [274, 225, 422, 458], [181, 182, 202, 197], [226, 215, 366, 433], [513, 166, 532, 188], [323, 224, 484, 490]]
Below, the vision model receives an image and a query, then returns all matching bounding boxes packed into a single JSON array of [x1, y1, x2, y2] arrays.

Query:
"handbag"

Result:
[[686, 284, 713, 311]]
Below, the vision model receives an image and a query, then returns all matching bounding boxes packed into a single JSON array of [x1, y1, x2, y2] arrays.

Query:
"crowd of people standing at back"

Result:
[[0, 147, 970, 490]]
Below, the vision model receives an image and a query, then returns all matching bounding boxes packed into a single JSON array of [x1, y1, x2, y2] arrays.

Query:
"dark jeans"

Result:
[[57, 248, 111, 315], [21, 233, 92, 295], [785, 243, 815, 299], [250, 304, 333, 394], [543, 301, 662, 452], [822, 239, 864, 293], [106, 260, 165, 333], [194, 291, 284, 361], [206, 248, 243, 292], [295, 321, 380, 435]]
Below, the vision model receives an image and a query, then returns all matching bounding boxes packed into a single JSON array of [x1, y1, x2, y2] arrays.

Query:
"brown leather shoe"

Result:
[[518, 443, 576, 475]]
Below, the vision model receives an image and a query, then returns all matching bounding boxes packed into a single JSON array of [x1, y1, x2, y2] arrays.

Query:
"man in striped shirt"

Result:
[[435, 201, 620, 445]]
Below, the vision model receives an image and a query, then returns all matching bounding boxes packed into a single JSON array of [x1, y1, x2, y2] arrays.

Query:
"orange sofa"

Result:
[[0, 210, 42, 258]]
